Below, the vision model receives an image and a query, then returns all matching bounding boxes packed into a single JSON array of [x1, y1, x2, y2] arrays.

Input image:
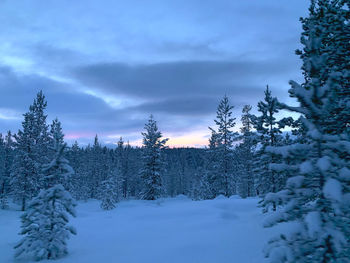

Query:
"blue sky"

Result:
[[0, 0, 309, 147]]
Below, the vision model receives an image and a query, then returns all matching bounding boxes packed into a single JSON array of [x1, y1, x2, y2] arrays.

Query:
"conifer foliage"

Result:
[[140, 115, 168, 200], [15, 118, 77, 261], [14, 185, 77, 261], [0, 1, 348, 258], [263, 1, 350, 262], [253, 86, 283, 198], [100, 170, 119, 210], [208, 95, 237, 197], [236, 105, 256, 198], [0, 131, 13, 209], [10, 91, 50, 211]]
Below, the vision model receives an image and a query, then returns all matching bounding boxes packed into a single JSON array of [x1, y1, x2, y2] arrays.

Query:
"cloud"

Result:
[[73, 59, 297, 101], [0, 0, 309, 146], [0, 65, 147, 136]]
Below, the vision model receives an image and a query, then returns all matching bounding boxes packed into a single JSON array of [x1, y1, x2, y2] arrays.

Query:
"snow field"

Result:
[[1, 196, 276, 263]]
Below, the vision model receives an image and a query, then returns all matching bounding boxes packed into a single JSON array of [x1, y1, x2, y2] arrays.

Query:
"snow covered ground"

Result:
[[1, 196, 279, 263]]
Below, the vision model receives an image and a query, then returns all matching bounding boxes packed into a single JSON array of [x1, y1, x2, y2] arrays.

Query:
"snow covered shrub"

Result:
[[14, 185, 77, 261]]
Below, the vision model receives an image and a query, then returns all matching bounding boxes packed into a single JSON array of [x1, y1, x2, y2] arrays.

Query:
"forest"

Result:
[[0, 0, 349, 262]]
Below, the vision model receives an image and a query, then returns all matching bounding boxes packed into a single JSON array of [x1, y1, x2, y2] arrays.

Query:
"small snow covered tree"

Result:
[[15, 119, 77, 261], [236, 105, 256, 198], [190, 167, 211, 200], [14, 185, 77, 261], [100, 169, 120, 210], [253, 86, 283, 202], [208, 95, 238, 197], [263, 1, 350, 262], [140, 115, 168, 200]]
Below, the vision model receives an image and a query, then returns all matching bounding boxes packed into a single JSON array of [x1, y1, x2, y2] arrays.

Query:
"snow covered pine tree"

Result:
[[262, 0, 350, 262], [0, 134, 7, 209], [140, 115, 168, 200], [252, 86, 283, 209], [10, 91, 51, 211], [208, 95, 237, 197], [236, 105, 256, 198], [15, 118, 77, 261], [100, 170, 119, 210]]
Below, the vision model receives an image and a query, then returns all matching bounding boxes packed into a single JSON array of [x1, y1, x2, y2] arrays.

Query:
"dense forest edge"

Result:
[[0, 0, 349, 262]]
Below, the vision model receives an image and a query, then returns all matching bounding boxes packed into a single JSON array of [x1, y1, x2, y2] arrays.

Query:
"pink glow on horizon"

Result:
[[65, 132, 96, 140], [65, 130, 209, 148]]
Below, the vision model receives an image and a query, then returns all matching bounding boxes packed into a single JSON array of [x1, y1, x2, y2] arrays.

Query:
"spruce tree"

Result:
[[14, 185, 77, 261], [140, 115, 168, 200], [11, 111, 37, 211], [253, 86, 283, 202], [190, 167, 211, 200], [116, 137, 130, 199], [11, 91, 50, 210], [237, 105, 256, 198], [43, 119, 74, 188], [87, 135, 107, 199], [0, 131, 14, 209], [0, 134, 7, 209], [15, 119, 77, 261], [208, 95, 237, 197], [100, 170, 120, 210], [66, 141, 90, 201], [263, 1, 350, 262]]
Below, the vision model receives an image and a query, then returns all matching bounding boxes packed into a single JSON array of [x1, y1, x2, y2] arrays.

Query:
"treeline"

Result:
[[0, 85, 304, 209], [0, 92, 211, 209], [0, 0, 349, 261]]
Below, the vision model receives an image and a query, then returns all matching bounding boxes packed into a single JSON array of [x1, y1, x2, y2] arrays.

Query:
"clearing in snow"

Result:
[[0, 196, 280, 263]]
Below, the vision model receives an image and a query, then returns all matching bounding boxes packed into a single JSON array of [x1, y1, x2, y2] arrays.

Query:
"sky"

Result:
[[0, 0, 309, 147]]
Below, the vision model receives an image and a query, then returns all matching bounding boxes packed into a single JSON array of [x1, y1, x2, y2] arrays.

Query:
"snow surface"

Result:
[[323, 178, 342, 202], [1, 196, 281, 263]]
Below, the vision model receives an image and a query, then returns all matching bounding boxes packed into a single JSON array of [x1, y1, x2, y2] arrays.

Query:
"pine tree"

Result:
[[262, 1, 350, 262], [14, 185, 77, 261], [67, 141, 90, 201], [237, 105, 256, 198], [100, 170, 120, 210], [116, 137, 130, 199], [11, 111, 37, 211], [43, 119, 74, 188], [205, 129, 220, 198], [87, 135, 107, 199], [253, 86, 283, 201], [208, 95, 237, 197], [140, 115, 168, 200], [0, 131, 13, 209], [190, 167, 211, 200], [15, 119, 77, 261], [10, 91, 50, 210], [31, 91, 51, 161], [0, 134, 7, 209]]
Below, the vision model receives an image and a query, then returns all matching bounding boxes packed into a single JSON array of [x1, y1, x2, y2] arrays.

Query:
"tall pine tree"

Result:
[[236, 105, 256, 198], [208, 95, 237, 197], [0, 131, 14, 209], [263, 1, 350, 261], [140, 115, 168, 200], [15, 118, 77, 261], [253, 86, 283, 203], [10, 91, 50, 210]]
